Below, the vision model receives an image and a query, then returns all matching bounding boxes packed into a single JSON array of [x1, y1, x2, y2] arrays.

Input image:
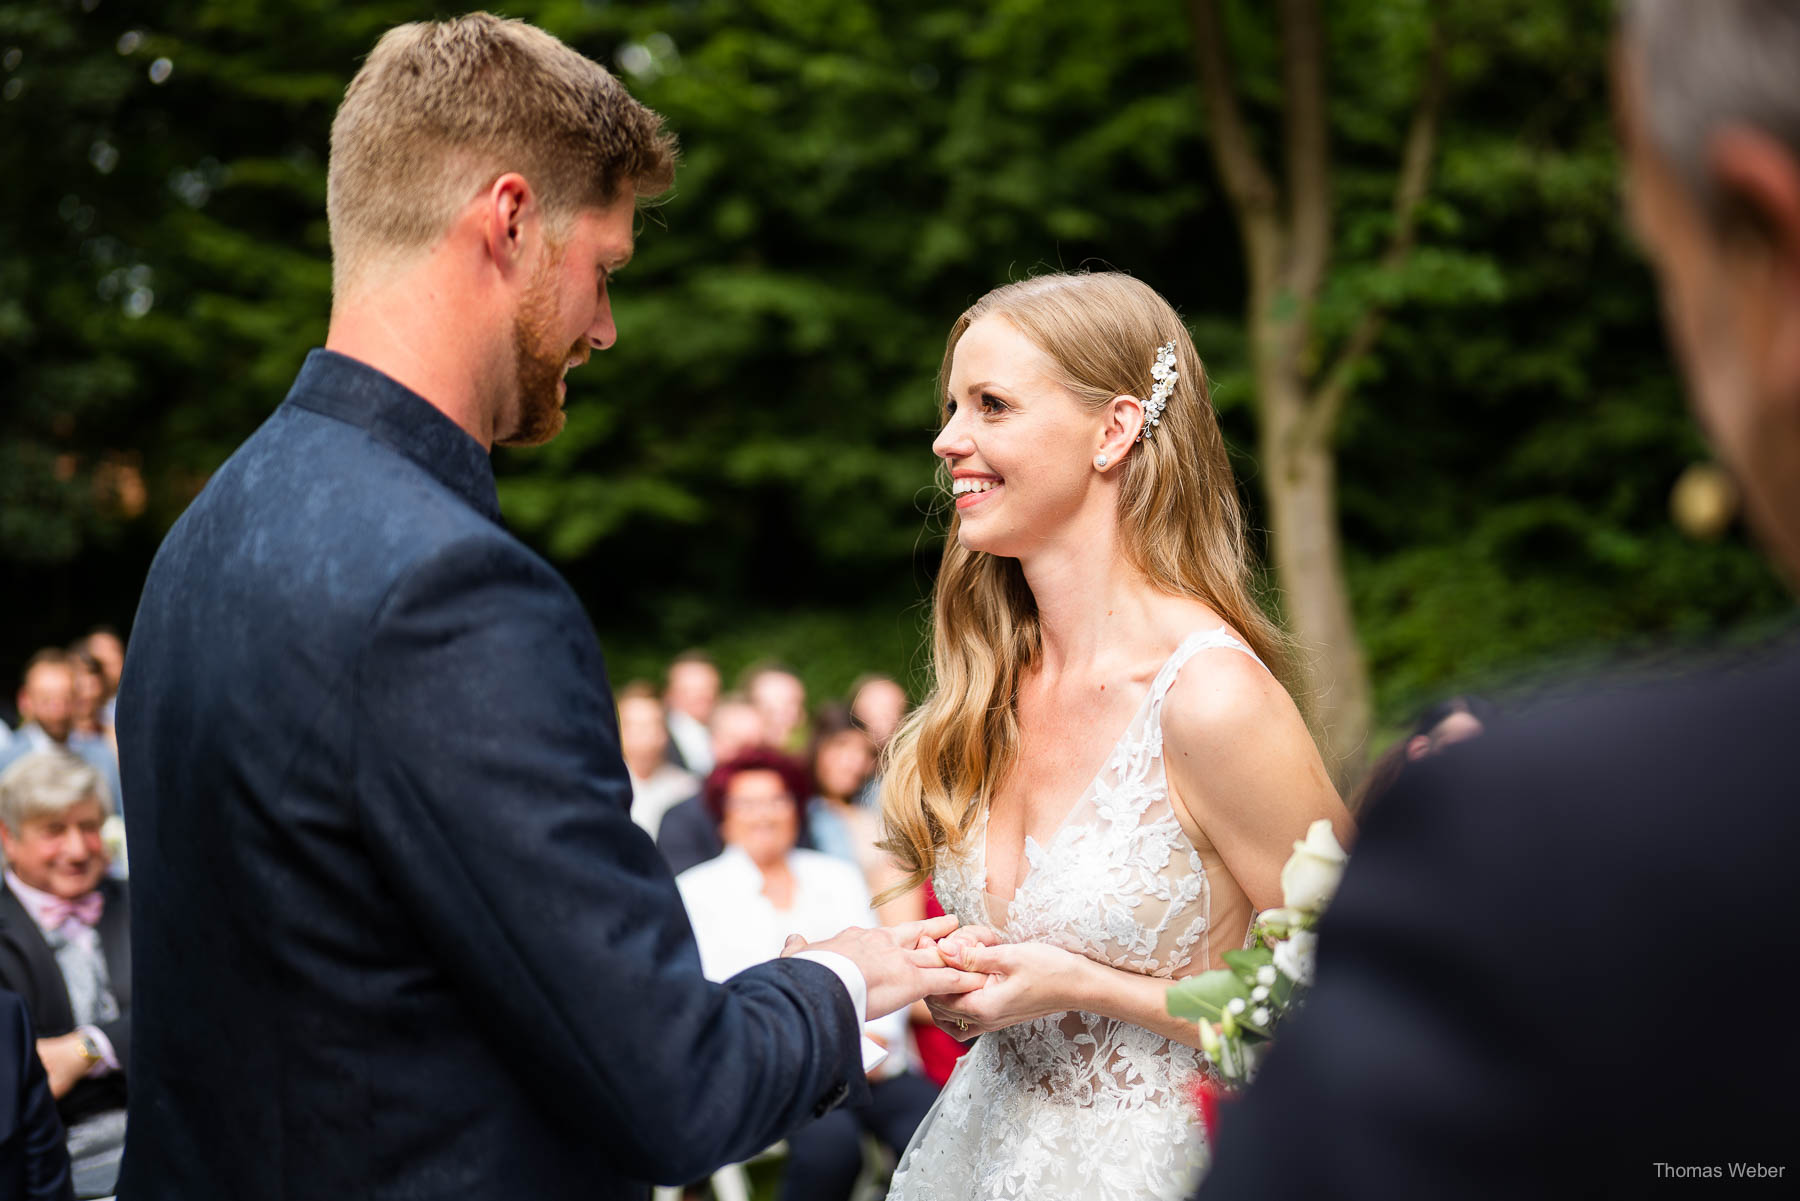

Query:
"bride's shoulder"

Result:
[[1157, 630, 1304, 762]]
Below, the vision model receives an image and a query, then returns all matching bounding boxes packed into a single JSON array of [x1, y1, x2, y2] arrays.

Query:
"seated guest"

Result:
[[0, 751, 128, 1200], [617, 682, 697, 840], [1, 652, 124, 820], [656, 695, 773, 874], [742, 661, 808, 752], [1, 985, 73, 1201], [676, 751, 938, 1201], [63, 655, 106, 746], [78, 632, 124, 738], [847, 674, 908, 810], [806, 707, 920, 925], [803, 706, 878, 869], [662, 651, 721, 775]]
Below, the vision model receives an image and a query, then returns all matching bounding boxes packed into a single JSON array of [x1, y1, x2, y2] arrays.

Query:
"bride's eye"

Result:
[[980, 392, 1007, 414]]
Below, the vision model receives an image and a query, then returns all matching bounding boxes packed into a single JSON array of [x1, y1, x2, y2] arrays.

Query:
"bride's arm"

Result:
[[926, 651, 1351, 1044], [1158, 646, 1353, 911]]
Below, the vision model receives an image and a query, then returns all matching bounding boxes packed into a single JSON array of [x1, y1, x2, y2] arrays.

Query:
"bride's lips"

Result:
[[952, 472, 1003, 510], [955, 486, 1000, 510]]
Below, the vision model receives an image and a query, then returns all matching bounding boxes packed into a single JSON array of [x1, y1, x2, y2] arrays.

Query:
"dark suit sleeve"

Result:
[[1196, 747, 1589, 1200], [5, 991, 75, 1201], [353, 537, 868, 1184]]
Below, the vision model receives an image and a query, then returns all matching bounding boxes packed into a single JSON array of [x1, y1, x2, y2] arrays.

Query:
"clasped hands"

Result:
[[782, 915, 1089, 1039]]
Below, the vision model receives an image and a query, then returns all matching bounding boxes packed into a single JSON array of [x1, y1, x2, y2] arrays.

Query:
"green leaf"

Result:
[[1165, 970, 1250, 1023]]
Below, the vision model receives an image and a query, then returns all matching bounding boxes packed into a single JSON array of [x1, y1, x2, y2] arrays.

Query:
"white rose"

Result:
[[102, 815, 129, 877], [1280, 818, 1347, 914], [1272, 929, 1318, 987]]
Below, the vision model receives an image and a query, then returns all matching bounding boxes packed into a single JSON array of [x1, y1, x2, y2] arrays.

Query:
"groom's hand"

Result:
[[782, 915, 986, 1019]]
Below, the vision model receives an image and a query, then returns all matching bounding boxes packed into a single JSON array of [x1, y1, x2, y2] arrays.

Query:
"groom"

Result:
[[115, 14, 978, 1200], [1199, 1, 1800, 1197]]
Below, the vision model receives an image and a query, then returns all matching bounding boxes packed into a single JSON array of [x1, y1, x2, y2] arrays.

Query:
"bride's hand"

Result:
[[934, 924, 1002, 961], [925, 940, 1092, 1039]]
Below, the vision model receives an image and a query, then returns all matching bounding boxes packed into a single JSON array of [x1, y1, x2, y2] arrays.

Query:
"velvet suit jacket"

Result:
[[1197, 643, 1800, 1200], [0, 987, 74, 1201], [0, 879, 130, 1125], [115, 350, 868, 1201]]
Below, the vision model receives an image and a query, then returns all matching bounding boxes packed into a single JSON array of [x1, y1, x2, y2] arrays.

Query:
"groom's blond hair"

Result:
[[327, 12, 677, 296]]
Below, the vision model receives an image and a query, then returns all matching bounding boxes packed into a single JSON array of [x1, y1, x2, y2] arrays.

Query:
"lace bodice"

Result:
[[888, 628, 1264, 1201]]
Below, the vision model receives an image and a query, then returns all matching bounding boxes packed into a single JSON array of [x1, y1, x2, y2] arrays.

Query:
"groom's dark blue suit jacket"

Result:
[[115, 351, 867, 1200]]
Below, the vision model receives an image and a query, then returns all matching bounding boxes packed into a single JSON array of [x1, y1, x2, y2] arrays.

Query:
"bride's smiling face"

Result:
[[934, 315, 1102, 558]]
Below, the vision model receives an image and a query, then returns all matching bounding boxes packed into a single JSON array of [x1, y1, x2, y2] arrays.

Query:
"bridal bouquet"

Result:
[[1165, 819, 1348, 1089]]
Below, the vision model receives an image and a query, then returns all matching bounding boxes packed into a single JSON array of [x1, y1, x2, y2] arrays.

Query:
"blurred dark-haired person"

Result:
[[1, 984, 74, 1201], [0, 654, 122, 823], [676, 751, 938, 1201], [0, 751, 128, 1199], [663, 651, 721, 774], [1197, 3, 1800, 1197], [618, 682, 697, 840], [1347, 694, 1496, 815], [79, 632, 123, 735]]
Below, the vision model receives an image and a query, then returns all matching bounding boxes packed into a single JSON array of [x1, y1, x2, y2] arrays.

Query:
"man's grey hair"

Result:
[[1621, 0, 1800, 228], [0, 749, 112, 836]]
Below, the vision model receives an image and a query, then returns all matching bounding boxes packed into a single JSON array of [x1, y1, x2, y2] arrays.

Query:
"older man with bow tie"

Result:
[[0, 749, 129, 1200]]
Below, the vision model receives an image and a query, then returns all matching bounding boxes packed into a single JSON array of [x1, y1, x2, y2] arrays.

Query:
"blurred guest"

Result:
[[803, 706, 879, 868], [676, 751, 937, 1201], [663, 650, 721, 775], [1197, 3, 1800, 1196], [1, 654, 122, 820], [1, 984, 73, 1201], [744, 661, 808, 752], [656, 696, 779, 873], [78, 632, 123, 735], [847, 674, 909, 810], [0, 750, 128, 1199], [1348, 694, 1497, 815], [848, 674, 909, 752], [618, 682, 697, 840], [64, 654, 106, 744]]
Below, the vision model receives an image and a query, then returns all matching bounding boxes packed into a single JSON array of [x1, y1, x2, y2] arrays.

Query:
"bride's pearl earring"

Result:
[[1094, 453, 1109, 469]]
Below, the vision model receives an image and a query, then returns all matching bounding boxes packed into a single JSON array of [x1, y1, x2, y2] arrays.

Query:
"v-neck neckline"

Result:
[[979, 628, 1226, 910]]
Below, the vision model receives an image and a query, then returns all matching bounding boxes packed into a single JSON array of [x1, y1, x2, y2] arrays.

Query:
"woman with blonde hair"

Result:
[[882, 272, 1350, 1200]]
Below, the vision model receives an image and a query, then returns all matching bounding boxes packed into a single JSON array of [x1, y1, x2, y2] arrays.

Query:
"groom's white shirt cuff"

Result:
[[792, 949, 889, 1073]]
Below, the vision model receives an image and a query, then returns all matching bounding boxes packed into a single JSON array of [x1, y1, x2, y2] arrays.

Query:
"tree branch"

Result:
[[1187, 0, 1281, 227], [1281, 0, 1331, 301], [1302, 1, 1448, 448]]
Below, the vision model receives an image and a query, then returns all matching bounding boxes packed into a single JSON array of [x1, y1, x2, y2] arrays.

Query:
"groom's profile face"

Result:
[[499, 196, 637, 447]]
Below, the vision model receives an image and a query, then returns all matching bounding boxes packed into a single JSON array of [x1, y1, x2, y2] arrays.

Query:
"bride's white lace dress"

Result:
[[888, 629, 1263, 1201]]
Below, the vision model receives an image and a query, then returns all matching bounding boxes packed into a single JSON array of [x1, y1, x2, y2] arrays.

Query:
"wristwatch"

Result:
[[76, 1031, 103, 1069]]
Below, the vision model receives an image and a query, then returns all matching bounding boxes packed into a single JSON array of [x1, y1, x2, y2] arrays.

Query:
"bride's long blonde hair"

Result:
[[879, 272, 1294, 892]]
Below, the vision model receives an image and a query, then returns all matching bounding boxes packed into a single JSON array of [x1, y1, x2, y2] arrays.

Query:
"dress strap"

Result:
[[1147, 627, 1266, 709]]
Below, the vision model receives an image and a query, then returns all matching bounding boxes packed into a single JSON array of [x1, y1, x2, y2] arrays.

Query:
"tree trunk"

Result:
[[1260, 372, 1372, 778]]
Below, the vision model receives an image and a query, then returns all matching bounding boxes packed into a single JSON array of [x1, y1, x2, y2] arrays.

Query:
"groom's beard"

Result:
[[500, 265, 582, 448]]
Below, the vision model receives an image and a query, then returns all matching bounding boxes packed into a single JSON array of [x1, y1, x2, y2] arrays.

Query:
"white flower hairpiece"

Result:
[[1139, 340, 1178, 441]]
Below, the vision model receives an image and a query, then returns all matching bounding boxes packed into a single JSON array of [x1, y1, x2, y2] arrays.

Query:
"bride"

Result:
[[880, 272, 1351, 1200]]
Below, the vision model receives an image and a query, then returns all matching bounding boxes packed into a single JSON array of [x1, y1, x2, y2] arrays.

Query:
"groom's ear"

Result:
[[480, 172, 538, 276]]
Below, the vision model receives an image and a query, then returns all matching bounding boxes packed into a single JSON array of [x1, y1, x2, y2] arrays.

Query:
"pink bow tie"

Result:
[[37, 892, 104, 930]]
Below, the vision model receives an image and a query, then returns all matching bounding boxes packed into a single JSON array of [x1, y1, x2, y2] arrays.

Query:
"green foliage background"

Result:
[[2, 0, 1791, 734]]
